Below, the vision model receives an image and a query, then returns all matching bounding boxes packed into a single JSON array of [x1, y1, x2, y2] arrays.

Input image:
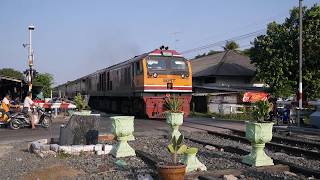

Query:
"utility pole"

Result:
[[297, 0, 303, 127], [25, 25, 35, 92]]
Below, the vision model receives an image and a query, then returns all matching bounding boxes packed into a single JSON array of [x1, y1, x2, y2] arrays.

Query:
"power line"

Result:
[[181, 28, 266, 54]]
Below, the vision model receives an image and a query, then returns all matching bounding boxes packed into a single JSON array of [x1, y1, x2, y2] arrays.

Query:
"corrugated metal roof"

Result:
[[191, 50, 256, 77], [0, 75, 23, 83]]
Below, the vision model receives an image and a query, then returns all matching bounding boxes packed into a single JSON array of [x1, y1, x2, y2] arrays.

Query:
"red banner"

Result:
[[242, 92, 268, 103]]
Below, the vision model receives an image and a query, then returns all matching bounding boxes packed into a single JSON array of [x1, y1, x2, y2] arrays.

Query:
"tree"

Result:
[[250, 5, 320, 100], [223, 41, 239, 50], [33, 73, 54, 98], [194, 53, 207, 59], [0, 68, 24, 80]]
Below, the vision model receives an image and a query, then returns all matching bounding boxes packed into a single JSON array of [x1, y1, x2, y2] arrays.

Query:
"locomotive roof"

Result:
[[54, 49, 183, 87]]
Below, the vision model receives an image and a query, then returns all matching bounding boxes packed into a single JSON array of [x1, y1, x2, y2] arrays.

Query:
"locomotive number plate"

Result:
[[163, 79, 175, 83]]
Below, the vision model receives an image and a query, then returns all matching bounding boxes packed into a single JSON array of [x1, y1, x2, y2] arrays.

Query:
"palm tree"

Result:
[[223, 41, 239, 51]]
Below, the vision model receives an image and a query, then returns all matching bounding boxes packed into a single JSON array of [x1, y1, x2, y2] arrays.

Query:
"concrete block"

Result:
[[31, 142, 41, 153], [71, 145, 84, 153], [96, 150, 105, 155], [36, 139, 48, 144], [59, 146, 72, 153], [94, 144, 103, 151], [40, 144, 51, 152], [50, 144, 60, 152], [83, 145, 95, 152], [103, 145, 113, 154]]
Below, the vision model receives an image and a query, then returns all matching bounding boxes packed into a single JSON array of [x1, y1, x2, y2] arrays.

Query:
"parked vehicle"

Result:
[[9, 106, 52, 130]]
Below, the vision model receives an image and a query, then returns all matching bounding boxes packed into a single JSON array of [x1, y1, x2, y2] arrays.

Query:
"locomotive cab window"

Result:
[[171, 60, 187, 70], [147, 59, 167, 70], [147, 56, 189, 75]]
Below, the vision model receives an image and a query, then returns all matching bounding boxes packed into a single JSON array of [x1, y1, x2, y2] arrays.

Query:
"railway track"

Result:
[[183, 121, 320, 156], [181, 121, 320, 178], [183, 136, 320, 179]]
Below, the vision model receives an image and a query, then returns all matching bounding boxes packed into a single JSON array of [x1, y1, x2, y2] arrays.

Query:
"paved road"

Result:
[[0, 115, 244, 144]]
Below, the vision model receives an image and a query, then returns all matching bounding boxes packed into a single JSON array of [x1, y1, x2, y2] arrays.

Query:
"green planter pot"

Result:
[[242, 121, 274, 166], [166, 112, 184, 139], [110, 116, 135, 158]]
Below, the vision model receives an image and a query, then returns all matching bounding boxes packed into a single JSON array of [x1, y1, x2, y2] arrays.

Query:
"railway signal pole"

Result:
[[24, 25, 35, 92], [297, 0, 303, 127]]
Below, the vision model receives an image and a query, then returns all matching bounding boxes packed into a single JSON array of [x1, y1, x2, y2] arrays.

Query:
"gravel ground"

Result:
[[0, 132, 316, 180], [182, 131, 320, 178], [132, 133, 306, 180], [0, 143, 66, 180], [67, 151, 155, 179]]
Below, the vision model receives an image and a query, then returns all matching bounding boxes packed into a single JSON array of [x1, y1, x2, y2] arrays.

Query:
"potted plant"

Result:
[[74, 93, 91, 115], [164, 96, 184, 139], [242, 100, 274, 166], [158, 135, 187, 180]]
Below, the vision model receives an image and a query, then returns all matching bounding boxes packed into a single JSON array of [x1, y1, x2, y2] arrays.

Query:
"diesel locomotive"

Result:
[[54, 47, 192, 118]]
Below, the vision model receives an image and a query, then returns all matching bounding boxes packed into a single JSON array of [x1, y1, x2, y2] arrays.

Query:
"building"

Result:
[[0, 75, 26, 101], [191, 50, 266, 114]]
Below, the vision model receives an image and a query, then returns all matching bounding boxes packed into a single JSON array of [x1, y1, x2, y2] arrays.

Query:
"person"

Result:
[[1, 94, 11, 121], [23, 92, 36, 129]]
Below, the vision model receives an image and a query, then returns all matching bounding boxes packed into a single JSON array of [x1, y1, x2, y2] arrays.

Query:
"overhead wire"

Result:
[[181, 28, 266, 54]]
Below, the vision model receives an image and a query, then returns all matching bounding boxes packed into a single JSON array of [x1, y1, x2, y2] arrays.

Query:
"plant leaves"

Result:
[[177, 145, 187, 154], [172, 136, 177, 150], [177, 135, 183, 145], [167, 144, 174, 154]]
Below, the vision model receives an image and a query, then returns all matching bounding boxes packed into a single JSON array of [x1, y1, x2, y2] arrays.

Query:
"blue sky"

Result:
[[0, 0, 318, 85]]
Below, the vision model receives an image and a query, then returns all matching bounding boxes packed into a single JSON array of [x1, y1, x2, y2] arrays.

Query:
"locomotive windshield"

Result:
[[147, 56, 189, 74]]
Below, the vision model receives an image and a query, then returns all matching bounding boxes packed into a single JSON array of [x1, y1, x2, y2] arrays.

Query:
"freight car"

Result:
[[54, 47, 192, 118]]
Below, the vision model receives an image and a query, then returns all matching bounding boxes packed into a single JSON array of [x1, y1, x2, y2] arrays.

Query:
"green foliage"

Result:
[[164, 96, 183, 113], [251, 100, 272, 123], [74, 93, 86, 111], [207, 50, 222, 56], [250, 4, 320, 100], [0, 68, 24, 79], [194, 53, 207, 59], [167, 135, 187, 164], [223, 40, 239, 50], [33, 73, 54, 98]]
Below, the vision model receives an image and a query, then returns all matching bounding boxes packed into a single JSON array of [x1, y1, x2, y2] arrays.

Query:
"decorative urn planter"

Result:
[[166, 112, 184, 139], [181, 147, 207, 173], [242, 121, 274, 166], [110, 116, 135, 158], [157, 163, 186, 180]]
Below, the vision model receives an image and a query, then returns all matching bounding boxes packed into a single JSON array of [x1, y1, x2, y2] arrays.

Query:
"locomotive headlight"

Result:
[[153, 72, 158, 78], [181, 74, 188, 79]]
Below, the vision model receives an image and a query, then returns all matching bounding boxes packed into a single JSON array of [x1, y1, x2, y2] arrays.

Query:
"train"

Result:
[[54, 47, 192, 118]]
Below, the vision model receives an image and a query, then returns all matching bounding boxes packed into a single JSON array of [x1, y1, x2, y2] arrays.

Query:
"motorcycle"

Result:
[[9, 106, 52, 130]]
